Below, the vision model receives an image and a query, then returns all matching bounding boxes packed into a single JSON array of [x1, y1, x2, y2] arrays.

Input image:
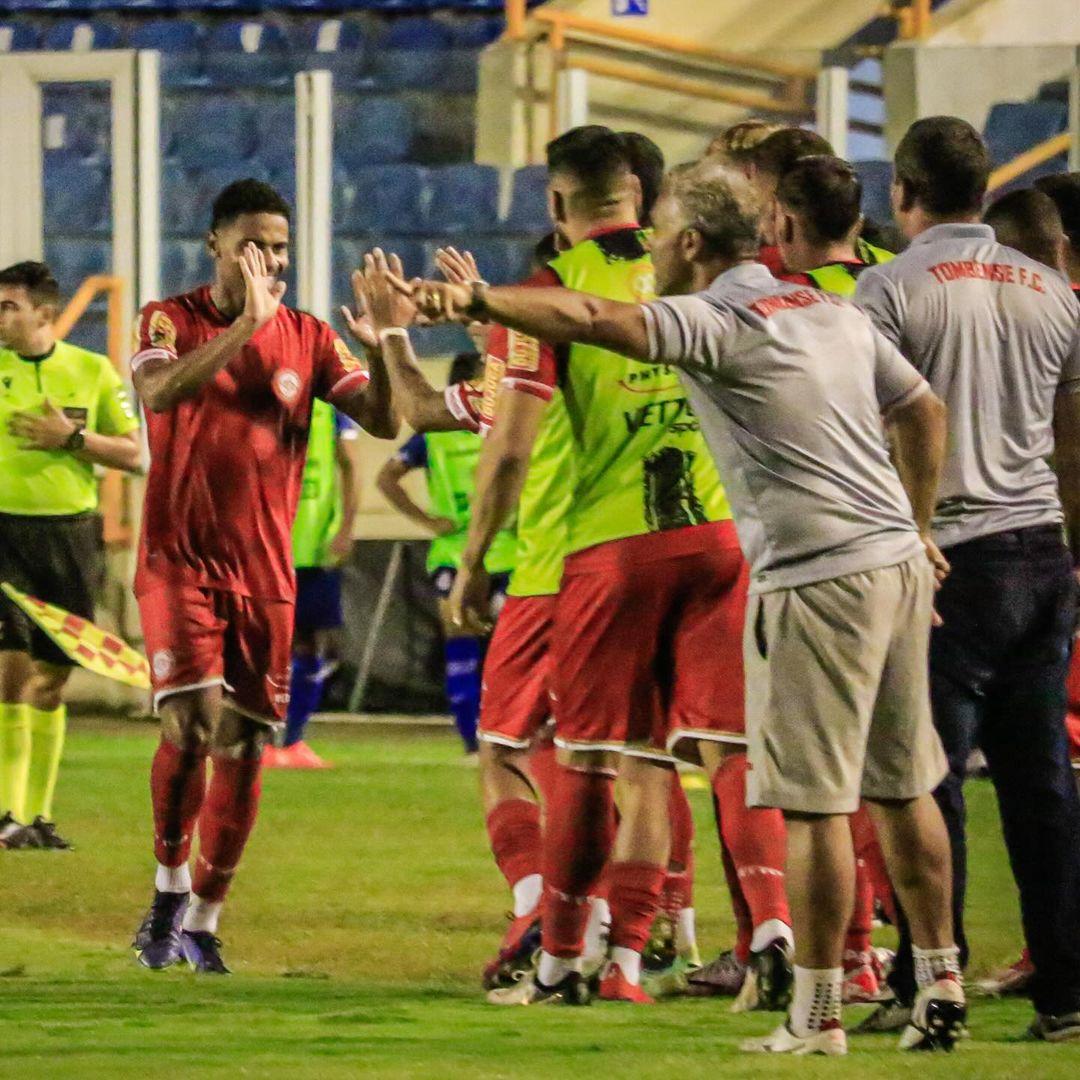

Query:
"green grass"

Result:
[[1, 718, 1078, 1078]]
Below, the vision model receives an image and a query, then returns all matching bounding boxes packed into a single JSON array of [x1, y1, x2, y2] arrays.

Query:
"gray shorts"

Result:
[[745, 556, 947, 815]]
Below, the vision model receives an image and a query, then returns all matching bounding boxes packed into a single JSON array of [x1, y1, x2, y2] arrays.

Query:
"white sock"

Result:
[[675, 907, 697, 953], [583, 896, 610, 963], [913, 944, 961, 989], [512, 873, 542, 918], [155, 862, 192, 894], [181, 897, 223, 934], [610, 945, 642, 985], [537, 950, 582, 987], [789, 965, 843, 1037], [750, 917, 794, 954]]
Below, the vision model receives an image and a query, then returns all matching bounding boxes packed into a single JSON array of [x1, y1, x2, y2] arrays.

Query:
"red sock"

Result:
[[721, 839, 753, 963], [191, 755, 262, 903], [662, 772, 695, 916], [846, 806, 875, 955], [486, 798, 542, 889], [527, 737, 559, 809], [151, 739, 208, 868], [713, 753, 789, 930], [541, 765, 616, 958], [607, 861, 668, 952]]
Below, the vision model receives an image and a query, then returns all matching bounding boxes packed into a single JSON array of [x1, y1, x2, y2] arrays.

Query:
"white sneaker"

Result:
[[741, 1023, 847, 1056], [899, 978, 967, 1051], [486, 969, 590, 1007]]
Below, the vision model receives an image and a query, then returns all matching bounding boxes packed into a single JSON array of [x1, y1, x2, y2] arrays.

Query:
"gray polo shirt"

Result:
[[642, 262, 927, 594], [856, 222, 1080, 548]]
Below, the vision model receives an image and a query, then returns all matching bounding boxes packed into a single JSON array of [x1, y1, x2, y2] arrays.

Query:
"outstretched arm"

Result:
[[134, 243, 283, 413]]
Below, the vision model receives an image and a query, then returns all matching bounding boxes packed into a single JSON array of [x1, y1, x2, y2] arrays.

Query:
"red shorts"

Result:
[[550, 520, 747, 761], [139, 583, 293, 725], [479, 594, 556, 748]]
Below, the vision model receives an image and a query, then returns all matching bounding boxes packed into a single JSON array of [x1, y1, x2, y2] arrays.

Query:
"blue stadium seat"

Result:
[[254, 99, 296, 172], [162, 97, 258, 168], [286, 16, 371, 88], [44, 238, 111, 297], [41, 19, 123, 52], [44, 161, 110, 234], [161, 239, 212, 299], [335, 97, 413, 166], [983, 102, 1068, 167], [162, 163, 269, 236], [129, 18, 203, 52], [334, 236, 426, 301], [426, 163, 500, 234], [42, 93, 110, 161], [267, 166, 297, 210], [449, 15, 505, 48], [287, 17, 365, 53], [505, 165, 549, 233], [374, 16, 453, 91], [853, 159, 892, 226], [204, 21, 290, 89], [425, 238, 516, 285], [382, 18, 454, 51], [0, 22, 39, 51], [334, 164, 428, 234]]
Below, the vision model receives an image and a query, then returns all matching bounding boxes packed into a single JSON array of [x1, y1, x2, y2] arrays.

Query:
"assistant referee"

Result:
[[0, 261, 141, 850]]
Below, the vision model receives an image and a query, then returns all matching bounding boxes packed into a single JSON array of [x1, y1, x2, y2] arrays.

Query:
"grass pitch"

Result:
[[1, 717, 1078, 1078]]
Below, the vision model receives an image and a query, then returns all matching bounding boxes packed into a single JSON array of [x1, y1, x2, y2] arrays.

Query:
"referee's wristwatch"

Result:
[[63, 427, 86, 452]]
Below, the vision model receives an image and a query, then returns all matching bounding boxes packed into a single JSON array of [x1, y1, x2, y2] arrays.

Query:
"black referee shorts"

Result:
[[0, 511, 105, 667]]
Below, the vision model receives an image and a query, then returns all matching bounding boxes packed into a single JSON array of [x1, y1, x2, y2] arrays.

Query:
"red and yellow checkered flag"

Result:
[[1, 582, 150, 690]]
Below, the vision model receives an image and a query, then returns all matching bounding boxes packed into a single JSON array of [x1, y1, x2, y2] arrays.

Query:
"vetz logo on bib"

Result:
[[273, 368, 302, 405]]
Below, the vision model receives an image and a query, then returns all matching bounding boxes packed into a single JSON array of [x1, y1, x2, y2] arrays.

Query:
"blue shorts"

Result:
[[294, 567, 343, 634]]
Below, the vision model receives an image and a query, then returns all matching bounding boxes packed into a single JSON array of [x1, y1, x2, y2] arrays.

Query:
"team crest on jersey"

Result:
[[507, 331, 540, 372], [151, 650, 174, 679], [148, 310, 177, 351], [333, 337, 363, 373], [630, 268, 655, 302], [273, 368, 302, 404]]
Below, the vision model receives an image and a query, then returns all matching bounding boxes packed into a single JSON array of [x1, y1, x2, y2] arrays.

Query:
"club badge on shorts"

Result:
[[273, 368, 302, 405]]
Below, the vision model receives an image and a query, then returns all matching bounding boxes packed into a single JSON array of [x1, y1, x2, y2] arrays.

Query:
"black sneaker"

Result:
[[486, 969, 591, 1006], [733, 937, 794, 1012], [1028, 1011, 1080, 1043], [0, 817, 42, 850], [0, 811, 23, 847], [180, 930, 231, 974], [133, 890, 188, 970], [28, 817, 73, 850]]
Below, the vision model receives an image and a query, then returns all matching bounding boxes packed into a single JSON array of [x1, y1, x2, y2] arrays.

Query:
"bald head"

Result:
[[983, 188, 1066, 272]]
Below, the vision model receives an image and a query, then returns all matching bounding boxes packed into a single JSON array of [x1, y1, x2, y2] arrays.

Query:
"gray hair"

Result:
[[662, 160, 762, 260]]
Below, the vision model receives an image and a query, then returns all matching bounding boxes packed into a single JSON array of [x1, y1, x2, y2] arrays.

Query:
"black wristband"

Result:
[[464, 280, 490, 320]]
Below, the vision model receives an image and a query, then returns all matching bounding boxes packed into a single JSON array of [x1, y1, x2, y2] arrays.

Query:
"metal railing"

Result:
[[53, 274, 132, 548]]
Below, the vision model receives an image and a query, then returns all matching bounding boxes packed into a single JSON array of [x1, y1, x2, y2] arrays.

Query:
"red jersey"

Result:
[[132, 287, 369, 601]]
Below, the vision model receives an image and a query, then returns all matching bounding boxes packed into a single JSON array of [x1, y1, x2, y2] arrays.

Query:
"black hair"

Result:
[[1034, 172, 1080, 251], [448, 351, 483, 386], [619, 131, 665, 226], [0, 260, 60, 307], [894, 116, 990, 216], [210, 178, 292, 231], [546, 125, 632, 195], [776, 156, 862, 243], [532, 231, 560, 270], [983, 188, 1064, 269], [752, 128, 834, 180]]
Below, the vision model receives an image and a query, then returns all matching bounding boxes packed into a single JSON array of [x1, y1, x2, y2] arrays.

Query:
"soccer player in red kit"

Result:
[[130, 180, 396, 972]]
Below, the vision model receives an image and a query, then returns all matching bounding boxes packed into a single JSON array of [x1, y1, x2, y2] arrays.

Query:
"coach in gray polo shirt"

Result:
[[856, 116, 1080, 1042], [393, 161, 964, 1056]]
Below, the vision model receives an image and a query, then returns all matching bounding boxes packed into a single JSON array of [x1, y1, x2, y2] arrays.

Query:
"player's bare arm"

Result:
[[327, 435, 363, 565], [375, 455, 456, 536], [353, 252, 463, 433], [8, 399, 141, 472], [885, 386, 950, 581], [449, 388, 547, 635], [1053, 386, 1080, 575], [135, 243, 283, 413], [399, 272, 652, 363]]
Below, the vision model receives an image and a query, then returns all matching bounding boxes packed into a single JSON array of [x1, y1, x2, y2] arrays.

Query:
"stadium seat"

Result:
[[161, 238, 210, 299], [286, 16, 371, 89], [334, 236, 426, 300], [162, 97, 259, 168], [162, 163, 271, 236], [44, 238, 111, 296], [44, 161, 110, 235], [129, 19, 203, 53], [0, 21, 39, 51], [448, 15, 505, 48], [41, 19, 123, 52], [425, 237, 516, 285], [853, 159, 892, 227], [334, 97, 413, 166], [41, 92, 110, 162], [505, 165, 550, 233], [203, 21, 290, 89], [983, 101, 1068, 167], [254, 98, 296, 172], [334, 164, 428, 234], [373, 16, 453, 91], [426, 163, 500, 234], [382, 17, 454, 52]]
